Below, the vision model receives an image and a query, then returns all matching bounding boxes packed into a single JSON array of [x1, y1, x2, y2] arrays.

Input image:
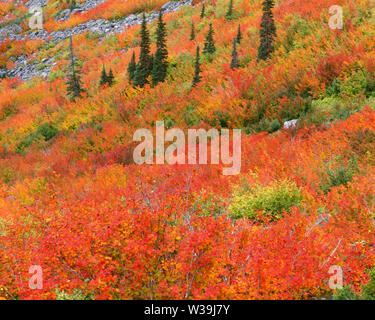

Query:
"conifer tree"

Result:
[[149, 54, 154, 75], [203, 23, 216, 54], [68, 0, 77, 10], [225, 0, 233, 20], [134, 13, 151, 87], [189, 22, 196, 41], [127, 51, 136, 83], [152, 11, 169, 86], [107, 69, 114, 86], [66, 35, 84, 99], [192, 45, 202, 87], [230, 38, 239, 69], [257, 0, 276, 61], [200, 2, 205, 18], [236, 24, 242, 44], [99, 64, 108, 86]]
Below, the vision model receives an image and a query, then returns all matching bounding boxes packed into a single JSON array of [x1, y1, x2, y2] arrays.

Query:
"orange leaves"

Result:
[[44, 0, 173, 32], [1, 0, 375, 300], [1, 105, 375, 299]]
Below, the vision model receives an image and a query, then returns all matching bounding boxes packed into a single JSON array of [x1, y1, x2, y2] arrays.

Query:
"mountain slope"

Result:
[[0, 0, 374, 300]]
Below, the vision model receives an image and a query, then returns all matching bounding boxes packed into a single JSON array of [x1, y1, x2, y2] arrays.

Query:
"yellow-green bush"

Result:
[[229, 180, 303, 221]]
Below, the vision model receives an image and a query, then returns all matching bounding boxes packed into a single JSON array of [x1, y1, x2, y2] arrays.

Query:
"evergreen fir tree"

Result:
[[225, 0, 233, 20], [149, 54, 154, 76], [127, 51, 136, 83], [192, 45, 202, 87], [68, 0, 77, 10], [66, 35, 84, 100], [257, 0, 276, 61], [230, 38, 239, 69], [152, 11, 169, 86], [200, 3, 205, 18], [203, 23, 216, 54], [189, 22, 196, 41], [134, 13, 151, 87], [107, 69, 114, 86], [99, 64, 108, 86], [236, 24, 242, 44]]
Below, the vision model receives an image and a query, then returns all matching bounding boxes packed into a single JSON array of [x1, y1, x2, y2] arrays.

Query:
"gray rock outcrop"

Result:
[[0, 0, 193, 81]]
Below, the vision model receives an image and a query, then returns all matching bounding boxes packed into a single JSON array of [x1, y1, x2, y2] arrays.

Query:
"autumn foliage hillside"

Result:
[[0, 0, 375, 299]]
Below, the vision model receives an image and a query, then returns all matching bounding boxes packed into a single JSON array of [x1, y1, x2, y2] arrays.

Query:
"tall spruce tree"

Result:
[[203, 23, 216, 54], [68, 0, 77, 10], [134, 13, 151, 87], [192, 45, 202, 87], [200, 2, 205, 18], [66, 35, 84, 99], [149, 54, 154, 75], [236, 24, 242, 44], [99, 64, 108, 86], [230, 38, 239, 69], [257, 0, 276, 61], [127, 51, 136, 83], [152, 10, 168, 86], [107, 69, 114, 86], [225, 0, 233, 20], [189, 22, 196, 41]]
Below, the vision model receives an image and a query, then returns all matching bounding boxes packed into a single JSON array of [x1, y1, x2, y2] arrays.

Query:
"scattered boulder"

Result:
[[283, 119, 298, 129], [5, 55, 55, 81], [25, 0, 48, 8], [55, 9, 71, 22], [0, 24, 23, 40]]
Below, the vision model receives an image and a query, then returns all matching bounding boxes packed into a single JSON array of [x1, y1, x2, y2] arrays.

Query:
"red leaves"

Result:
[[0, 0, 375, 301], [316, 54, 351, 85]]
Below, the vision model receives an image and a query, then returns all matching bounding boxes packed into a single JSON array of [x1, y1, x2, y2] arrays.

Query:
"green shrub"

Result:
[[319, 156, 359, 194], [249, 118, 282, 134], [340, 69, 368, 97], [55, 288, 94, 300], [229, 179, 303, 221], [333, 285, 359, 300], [267, 118, 281, 133], [16, 123, 58, 155], [85, 32, 104, 40], [16, 132, 39, 155], [37, 122, 58, 141], [302, 97, 355, 125], [183, 105, 201, 127], [283, 15, 311, 53], [48, 69, 64, 82], [214, 111, 230, 128], [326, 78, 342, 96], [36, 63, 47, 71]]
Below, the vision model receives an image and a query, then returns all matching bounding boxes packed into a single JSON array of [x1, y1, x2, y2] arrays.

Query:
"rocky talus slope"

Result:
[[0, 0, 193, 80]]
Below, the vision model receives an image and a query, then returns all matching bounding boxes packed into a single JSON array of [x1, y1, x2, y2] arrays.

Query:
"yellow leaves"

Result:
[[94, 165, 128, 190], [10, 177, 47, 207], [60, 102, 96, 131], [229, 179, 303, 220]]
